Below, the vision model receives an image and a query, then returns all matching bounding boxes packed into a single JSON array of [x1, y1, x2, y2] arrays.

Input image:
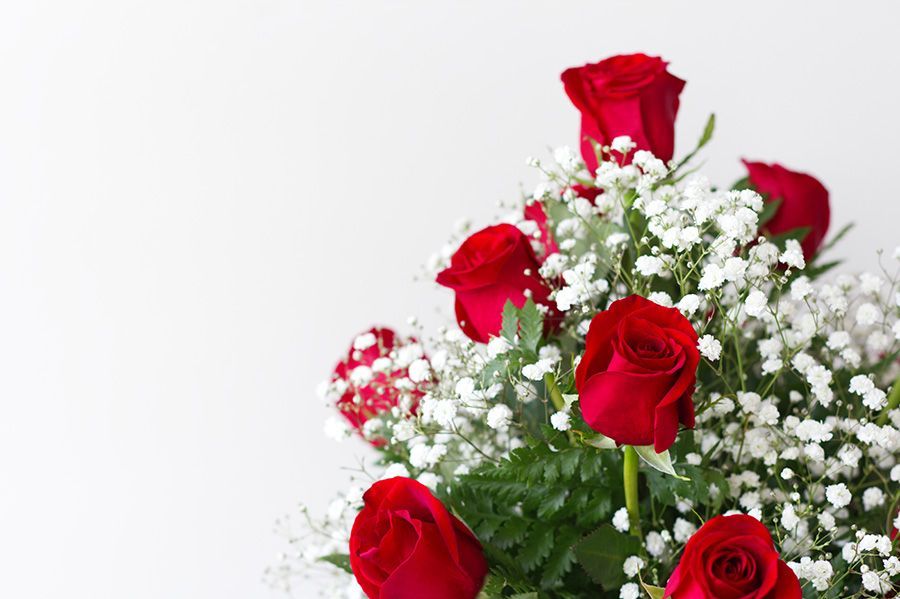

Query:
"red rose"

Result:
[[436, 223, 554, 343], [562, 53, 685, 172], [575, 295, 698, 452], [665, 514, 801, 599], [330, 327, 426, 444], [743, 160, 830, 261], [349, 477, 488, 599]]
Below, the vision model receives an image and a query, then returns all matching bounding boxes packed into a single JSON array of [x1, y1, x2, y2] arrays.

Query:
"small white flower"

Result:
[[612, 507, 630, 532], [619, 582, 640, 599], [648, 291, 673, 307], [550, 411, 571, 431], [353, 332, 377, 350], [676, 294, 701, 316], [779, 239, 805, 269], [698, 335, 722, 361], [825, 483, 851, 509], [487, 336, 512, 358], [381, 463, 410, 479], [744, 289, 768, 318], [611, 135, 636, 155], [486, 404, 513, 430], [673, 518, 697, 543], [635, 255, 664, 276], [522, 359, 555, 381], [722, 257, 747, 282], [856, 302, 881, 326], [698, 263, 725, 291], [622, 555, 644, 578], [862, 487, 885, 511], [408, 359, 431, 383], [645, 531, 666, 557]]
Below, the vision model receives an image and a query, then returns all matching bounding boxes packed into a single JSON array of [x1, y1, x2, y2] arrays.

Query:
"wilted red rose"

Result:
[[436, 223, 554, 343], [329, 327, 427, 444], [562, 53, 685, 172], [665, 514, 801, 599], [743, 159, 830, 261], [575, 295, 698, 452], [349, 477, 487, 599]]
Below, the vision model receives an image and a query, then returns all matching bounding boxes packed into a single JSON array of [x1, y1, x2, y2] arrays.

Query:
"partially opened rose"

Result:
[[436, 223, 554, 343], [575, 295, 698, 452], [743, 159, 830, 261], [349, 477, 487, 599], [329, 327, 428, 444], [562, 53, 685, 172], [665, 514, 801, 599]]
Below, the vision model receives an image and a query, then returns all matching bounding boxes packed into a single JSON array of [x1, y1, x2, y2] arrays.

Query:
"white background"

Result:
[[1, 1, 898, 597]]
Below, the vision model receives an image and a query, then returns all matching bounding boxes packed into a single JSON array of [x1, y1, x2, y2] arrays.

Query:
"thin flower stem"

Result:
[[623, 445, 642, 540]]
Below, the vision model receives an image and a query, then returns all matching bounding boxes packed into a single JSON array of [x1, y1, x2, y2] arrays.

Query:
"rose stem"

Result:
[[623, 445, 643, 539]]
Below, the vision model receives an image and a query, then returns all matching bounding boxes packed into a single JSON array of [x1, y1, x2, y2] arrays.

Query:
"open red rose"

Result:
[[349, 477, 487, 599], [562, 53, 685, 172], [330, 327, 427, 444], [665, 514, 801, 599], [436, 223, 554, 343], [743, 160, 830, 261], [575, 295, 698, 452]]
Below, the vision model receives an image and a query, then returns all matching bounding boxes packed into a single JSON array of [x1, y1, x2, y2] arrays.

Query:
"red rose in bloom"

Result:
[[436, 224, 554, 343], [665, 514, 801, 599], [575, 295, 698, 452], [331, 327, 427, 444], [562, 53, 685, 172], [523, 201, 558, 260], [743, 160, 830, 261], [350, 477, 488, 599]]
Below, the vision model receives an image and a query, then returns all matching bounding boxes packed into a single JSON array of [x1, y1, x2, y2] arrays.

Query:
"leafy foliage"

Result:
[[447, 441, 621, 597]]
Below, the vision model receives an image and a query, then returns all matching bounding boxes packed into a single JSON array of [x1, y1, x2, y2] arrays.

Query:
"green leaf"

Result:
[[757, 198, 782, 227], [697, 113, 715, 149], [317, 553, 352, 574], [574, 524, 641, 589], [633, 445, 689, 480], [540, 526, 580, 588], [731, 176, 751, 191], [518, 523, 554, 572], [493, 518, 530, 549], [537, 487, 568, 519], [818, 222, 854, 255], [641, 581, 667, 599], [519, 298, 543, 353], [501, 299, 520, 344], [583, 433, 617, 450], [766, 226, 811, 248]]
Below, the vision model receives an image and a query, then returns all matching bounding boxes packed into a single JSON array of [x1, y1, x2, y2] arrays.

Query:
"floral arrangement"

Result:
[[268, 53, 900, 598]]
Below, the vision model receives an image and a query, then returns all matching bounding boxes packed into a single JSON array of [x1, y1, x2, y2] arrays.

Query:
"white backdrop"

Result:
[[1, 1, 898, 597]]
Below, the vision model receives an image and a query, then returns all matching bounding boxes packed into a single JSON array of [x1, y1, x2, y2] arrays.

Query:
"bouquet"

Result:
[[268, 53, 900, 598]]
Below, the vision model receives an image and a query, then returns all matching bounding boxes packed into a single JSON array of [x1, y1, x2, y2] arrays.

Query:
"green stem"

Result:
[[623, 445, 642, 539], [544, 373, 566, 412], [877, 376, 900, 426]]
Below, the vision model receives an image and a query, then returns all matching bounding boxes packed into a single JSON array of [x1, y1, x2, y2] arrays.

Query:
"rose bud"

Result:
[[665, 514, 801, 599], [328, 327, 428, 445], [743, 159, 830, 261], [349, 477, 488, 599], [523, 201, 558, 261], [436, 223, 555, 343], [562, 53, 685, 172], [575, 295, 699, 452]]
